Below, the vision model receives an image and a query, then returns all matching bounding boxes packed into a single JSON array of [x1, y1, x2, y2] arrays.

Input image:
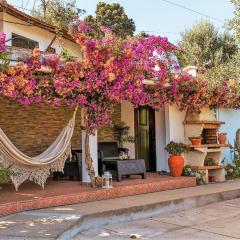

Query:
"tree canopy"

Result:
[[32, 0, 85, 30], [228, 0, 240, 43], [84, 2, 136, 38], [176, 21, 237, 71]]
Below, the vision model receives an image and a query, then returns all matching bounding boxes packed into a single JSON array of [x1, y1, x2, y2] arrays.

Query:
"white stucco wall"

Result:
[[217, 108, 240, 162], [165, 105, 186, 143], [162, 105, 186, 171], [121, 101, 135, 158], [2, 12, 81, 57]]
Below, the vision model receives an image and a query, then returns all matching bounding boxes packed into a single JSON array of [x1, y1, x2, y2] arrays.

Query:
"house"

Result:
[[0, 0, 81, 61], [0, 0, 122, 183], [0, 1, 236, 185]]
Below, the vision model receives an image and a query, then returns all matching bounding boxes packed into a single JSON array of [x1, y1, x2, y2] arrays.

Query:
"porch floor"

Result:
[[0, 173, 196, 216]]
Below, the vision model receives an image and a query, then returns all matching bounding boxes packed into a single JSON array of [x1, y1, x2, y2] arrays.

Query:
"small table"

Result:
[[102, 159, 146, 181]]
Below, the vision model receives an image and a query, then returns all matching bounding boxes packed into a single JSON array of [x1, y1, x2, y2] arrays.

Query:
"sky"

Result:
[[8, 0, 235, 43]]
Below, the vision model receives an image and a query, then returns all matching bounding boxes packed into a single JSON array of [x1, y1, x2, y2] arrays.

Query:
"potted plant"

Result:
[[188, 136, 202, 145], [218, 132, 227, 144], [112, 121, 135, 155], [165, 141, 189, 177]]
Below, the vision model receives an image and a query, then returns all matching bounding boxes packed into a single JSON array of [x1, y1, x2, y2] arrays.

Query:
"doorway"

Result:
[[135, 106, 156, 171]]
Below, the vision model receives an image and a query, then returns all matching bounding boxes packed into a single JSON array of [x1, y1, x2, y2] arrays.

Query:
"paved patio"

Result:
[[0, 173, 195, 216], [76, 197, 240, 240]]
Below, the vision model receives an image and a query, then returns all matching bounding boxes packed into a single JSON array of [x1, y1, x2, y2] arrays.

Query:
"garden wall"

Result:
[[0, 98, 121, 156]]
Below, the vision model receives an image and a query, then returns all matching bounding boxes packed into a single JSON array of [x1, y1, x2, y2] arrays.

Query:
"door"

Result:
[[135, 106, 156, 171]]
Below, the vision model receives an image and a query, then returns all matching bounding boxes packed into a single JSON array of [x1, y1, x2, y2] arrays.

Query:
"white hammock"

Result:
[[0, 108, 77, 191]]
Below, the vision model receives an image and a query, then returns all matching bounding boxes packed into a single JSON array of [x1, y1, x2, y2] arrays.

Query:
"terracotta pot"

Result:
[[168, 156, 184, 177], [190, 138, 201, 145], [218, 134, 227, 144]]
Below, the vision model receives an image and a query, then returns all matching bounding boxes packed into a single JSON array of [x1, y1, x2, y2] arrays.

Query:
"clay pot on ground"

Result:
[[218, 133, 227, 144], [168, 156, 184, 177]]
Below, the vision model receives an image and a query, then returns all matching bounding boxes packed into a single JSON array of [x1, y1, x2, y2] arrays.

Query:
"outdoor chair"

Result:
[[98, 141, 146, 181], [53, 150, 82, 181], [98, 141, 119, 176]]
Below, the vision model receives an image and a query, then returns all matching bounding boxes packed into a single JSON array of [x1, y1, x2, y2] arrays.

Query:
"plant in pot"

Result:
[[218, 132, 227, 144], [112, 121, 135, 157], [165, 141, 189, 177], [188, 136, 202, 145], [0, 163, 10, 190]]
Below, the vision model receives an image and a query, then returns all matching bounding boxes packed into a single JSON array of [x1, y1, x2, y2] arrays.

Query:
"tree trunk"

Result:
[[81, 108, 102, 187], [84, 128, 96, 187]]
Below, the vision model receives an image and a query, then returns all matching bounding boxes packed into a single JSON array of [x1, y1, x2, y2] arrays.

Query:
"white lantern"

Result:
[[102, 171, 113, 189]]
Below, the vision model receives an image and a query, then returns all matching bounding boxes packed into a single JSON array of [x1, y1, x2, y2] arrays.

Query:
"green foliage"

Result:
[[136, 31, 149, 38], [32, 0, 85, 30], [0, 164, 10, 184], [0, 52, 10, 71], [182, 165, 205, 185], [188, 136, 202, 140], [198, 50, 240, 91], [112, 121, 135, 148], [228, 0, 240, 43], [225, 140, 240, 179], [84, 2, 136, 39], [204, 158, 216, 166], [165, 141, 189, 156], [176, 21, 237, 69]]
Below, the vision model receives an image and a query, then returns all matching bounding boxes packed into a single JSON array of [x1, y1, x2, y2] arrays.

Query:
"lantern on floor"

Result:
[[102, 171, 113, 189]]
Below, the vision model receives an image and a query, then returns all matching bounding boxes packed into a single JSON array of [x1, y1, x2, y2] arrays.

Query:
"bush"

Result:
[[182, 165, 205, 185], [165, 141, 189, 156], [225, 141, 240, 179], [0, 164, 10, 184]]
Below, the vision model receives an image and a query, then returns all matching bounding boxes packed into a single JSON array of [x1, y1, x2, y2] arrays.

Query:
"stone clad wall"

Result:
[[0, 98, 121, 156]]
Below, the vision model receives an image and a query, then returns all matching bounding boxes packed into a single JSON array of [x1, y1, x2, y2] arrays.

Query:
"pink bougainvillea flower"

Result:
[[0, 32, 6, 52]]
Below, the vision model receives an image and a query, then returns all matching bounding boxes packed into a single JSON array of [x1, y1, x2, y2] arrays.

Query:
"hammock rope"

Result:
[[0, 107, 78, 191]]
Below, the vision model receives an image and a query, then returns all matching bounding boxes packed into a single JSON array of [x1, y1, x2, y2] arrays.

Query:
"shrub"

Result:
[[225, 141, 240, 179], [0, 163, 10, 184], [182, 165, 205, 185], [165, 141, 189, 156]]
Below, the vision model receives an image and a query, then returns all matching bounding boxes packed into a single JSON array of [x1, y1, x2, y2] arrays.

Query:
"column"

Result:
[[81, 130, 98, 183]]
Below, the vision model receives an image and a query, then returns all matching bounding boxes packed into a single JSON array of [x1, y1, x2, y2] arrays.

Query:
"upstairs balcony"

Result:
[[6, 46, 34, 63]]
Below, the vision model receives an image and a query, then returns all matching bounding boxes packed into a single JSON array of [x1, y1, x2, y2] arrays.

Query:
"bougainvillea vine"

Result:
[[1, 21, 240, 186]]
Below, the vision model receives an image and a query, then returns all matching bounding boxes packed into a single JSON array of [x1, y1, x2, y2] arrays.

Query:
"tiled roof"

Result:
[[0, 0, 74, 42]]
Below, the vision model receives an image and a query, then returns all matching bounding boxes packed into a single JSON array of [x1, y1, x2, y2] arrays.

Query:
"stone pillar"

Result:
[[81, 130, 98, 183]]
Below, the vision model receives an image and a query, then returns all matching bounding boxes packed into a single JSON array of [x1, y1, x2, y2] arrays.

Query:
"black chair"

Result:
[[53, 151, 82, 181], [98, 141, 119, 176]]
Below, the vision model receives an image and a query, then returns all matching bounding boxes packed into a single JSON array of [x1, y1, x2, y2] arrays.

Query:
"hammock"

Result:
[[0, 107, 78, 191]]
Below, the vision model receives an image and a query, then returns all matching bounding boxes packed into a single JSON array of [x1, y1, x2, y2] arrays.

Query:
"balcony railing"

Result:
[[7, 46, 32, 62]]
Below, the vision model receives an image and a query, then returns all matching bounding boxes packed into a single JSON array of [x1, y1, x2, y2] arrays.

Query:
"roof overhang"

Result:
[[0, 0, 74, 42]]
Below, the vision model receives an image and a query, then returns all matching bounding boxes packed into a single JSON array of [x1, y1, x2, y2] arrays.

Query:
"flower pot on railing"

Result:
[[218, 133, 227, 144]]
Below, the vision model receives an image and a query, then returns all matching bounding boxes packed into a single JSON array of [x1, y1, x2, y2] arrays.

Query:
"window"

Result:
[[12, 33, 39, 49]]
